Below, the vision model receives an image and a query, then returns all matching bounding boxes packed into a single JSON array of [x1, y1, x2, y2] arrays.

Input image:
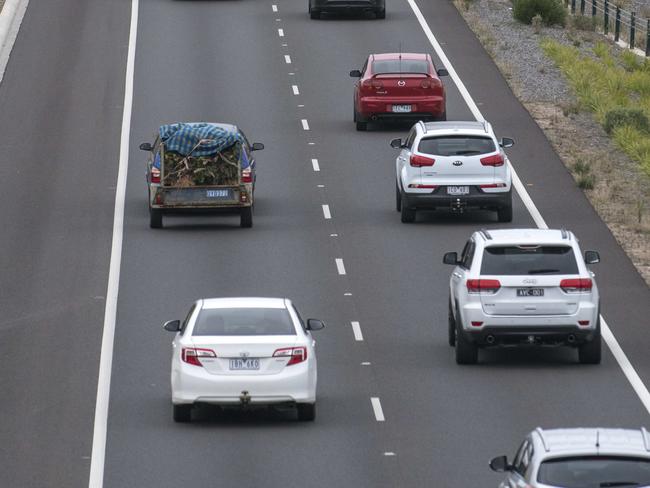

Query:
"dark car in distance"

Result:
[[309, 0, 386, 19]]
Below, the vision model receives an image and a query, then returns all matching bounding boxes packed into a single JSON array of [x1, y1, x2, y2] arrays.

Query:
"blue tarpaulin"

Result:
[[159, 122, 243, 157]]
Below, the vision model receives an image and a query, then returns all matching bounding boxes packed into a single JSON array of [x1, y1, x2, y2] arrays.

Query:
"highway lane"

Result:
[[0, 1, 129, 486], [100, 0, 649, 487]]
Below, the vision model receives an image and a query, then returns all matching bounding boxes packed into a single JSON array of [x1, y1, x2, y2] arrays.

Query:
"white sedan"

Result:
[[163, 297, 325, 422]]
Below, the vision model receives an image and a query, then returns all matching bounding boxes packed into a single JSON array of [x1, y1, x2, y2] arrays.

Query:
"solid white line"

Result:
[[284, 54, 291, 64], [0, 0, 30, 86], [88, 0, 138, 487], [322, 204, 331, 219], [278, 28, 284, 37], [407, 0, 650, 415], [335, 258, 346, 275], [371, 397, 385, 421], [272, 4, 278, 12], [311, 158, 320, 171], [351, 321, 364, 341], [292, 84, 299, 95], [301, 119, 310, 130]]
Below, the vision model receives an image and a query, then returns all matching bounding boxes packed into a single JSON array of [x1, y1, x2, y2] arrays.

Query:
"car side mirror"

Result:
[[306, 319, 325, 331], [489, 455, 512, 472], [349, 69, 362, 78], [437, 68, 449, 77], [584, 250, 600, 264], [251, 142, 264, 151], [390, 138, 403, 149], [139, 142, 153, 152], [443, 252, 459, 265], [163, 319, 181, 332], [499, 137, 515, 148]]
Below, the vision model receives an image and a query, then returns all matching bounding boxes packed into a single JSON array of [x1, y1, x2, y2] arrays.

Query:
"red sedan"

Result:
[[350, 53, 448, 131]]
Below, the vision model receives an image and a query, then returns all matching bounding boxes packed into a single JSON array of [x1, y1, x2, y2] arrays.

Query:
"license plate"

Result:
[[392, 105, 412, 113], [517, 288, 544, 297], [206, 189, 232, 199], [229, 358, 260, 370], [447, 186, 470, 195]]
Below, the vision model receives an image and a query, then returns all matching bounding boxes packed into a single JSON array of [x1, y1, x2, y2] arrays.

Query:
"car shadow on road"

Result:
[[478, 346, 583, 367], [188, 404, 303, 425]]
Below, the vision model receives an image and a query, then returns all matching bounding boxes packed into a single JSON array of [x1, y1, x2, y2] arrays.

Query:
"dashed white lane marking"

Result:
[[344, 292, 352, 296], [284, 54, 291, 64], [288, 72, 295, 75], [335, 258, 346, 275], [275, 18, 281, 21], [330, 233, 338, 237], [407, 0, 650, 416], [308, 142, 315, 145], [311, 158, 320, 171], [351, 321, 364, 341], [272, 4, 278, 12], [384, 452, 397, 457], [292, 84, 299, 95], [371, 397, 385, 422], [278, 28, 284, 37], [317, 184, 324, 187], [301, 119, 310, 130], [361, 361, 371, 366], [322, 204, 331, 219]]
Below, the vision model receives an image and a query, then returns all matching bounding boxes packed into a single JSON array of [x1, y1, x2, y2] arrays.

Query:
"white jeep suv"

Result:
[[391, 120, 514, 223], [443, 228, 601, 364]]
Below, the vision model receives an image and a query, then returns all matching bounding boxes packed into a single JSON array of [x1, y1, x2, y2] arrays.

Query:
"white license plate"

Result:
[[392, 105, 412, 113], [447, 186, 469, 195], [517, 288, 544, 297], [229, 358, 260, 370], [206, 189, 231, 199]]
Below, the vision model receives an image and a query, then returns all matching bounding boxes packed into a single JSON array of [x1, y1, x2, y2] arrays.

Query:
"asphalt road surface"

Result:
[[1, 0, 649, 487]]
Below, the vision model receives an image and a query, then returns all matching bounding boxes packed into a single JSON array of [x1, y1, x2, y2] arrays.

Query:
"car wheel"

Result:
[[448, 298, 456, 347], [149, 208, 163, 229], [400, 196, 416, 223], [297, 403, 316, 421], [497, 200, 513, 223], [173, 404, 192, 423], [396, 183, 402, 212], [310, 9, 320, 19], [240, 206, 253, 228], [578, 319, 602, 364], [376, 8, 386, 18], [455, 325, 478, 364], [356, 120, 368, 131]]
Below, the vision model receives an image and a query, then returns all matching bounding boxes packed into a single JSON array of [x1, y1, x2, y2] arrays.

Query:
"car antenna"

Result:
[[399, 41, 402, 75]]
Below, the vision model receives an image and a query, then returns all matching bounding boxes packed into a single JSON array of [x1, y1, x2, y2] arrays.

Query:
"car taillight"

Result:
[[560, 278, 593, 293], [362, 79, 384, 89], [408, 184, 438, 189], [480, 154, 504, 167], [420, 78, 432, 88], [466, 279, 501, 294], [241, 168, 252, 183], [410, 154, 435, 167], [479, 183, 507, 189], [151, 167, 161, 183], [182, 347, 216, 367], [273, 347, 307, 366]]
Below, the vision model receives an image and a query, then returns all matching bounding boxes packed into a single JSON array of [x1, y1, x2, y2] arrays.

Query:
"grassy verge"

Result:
[[541, 39, 650, 177]]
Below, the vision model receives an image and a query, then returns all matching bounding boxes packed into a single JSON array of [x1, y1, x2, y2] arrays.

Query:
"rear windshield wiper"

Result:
[[600, 481, 642, 487], [527, 268, 560, 274]]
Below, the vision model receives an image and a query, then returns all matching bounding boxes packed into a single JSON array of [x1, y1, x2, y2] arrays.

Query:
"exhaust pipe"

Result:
[[371, 115, 378, 121], [567, 334, 576, 344], [485, 334, 496, 345]]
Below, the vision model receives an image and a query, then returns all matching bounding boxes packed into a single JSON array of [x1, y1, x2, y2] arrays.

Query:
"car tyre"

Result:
[[240, 206, 253, 228], [173, 404, 192, 423], [497, 200, 513, 223], [309, 8, 320, 19], [356, 120, 368, 131], [376, 9, 386, 18], [150, 208, 163, 229], [455, 326, 478, 364], [400, 196, 416, 223], [297, 403, 316, 421], [396, 183, 402, 212], [448, 298, 456, 346], [578, 320, 602, 364]]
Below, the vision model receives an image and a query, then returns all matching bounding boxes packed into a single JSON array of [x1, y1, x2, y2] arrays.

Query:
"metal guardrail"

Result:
[[565, 0, 650, 55]]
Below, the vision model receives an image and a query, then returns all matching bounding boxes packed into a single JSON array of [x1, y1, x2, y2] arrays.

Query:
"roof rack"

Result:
[[479, 228, 492, 240], [418, 120, 427, 134], [560, 228, 569, 240], [535, 427, 550, 452], [642, 427, 650, 452], [482, 120, 489, 134]]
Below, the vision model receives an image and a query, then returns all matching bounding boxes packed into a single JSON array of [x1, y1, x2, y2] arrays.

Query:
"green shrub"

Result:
[[513, 0, 566, 25], [603, 108, 650, 134]]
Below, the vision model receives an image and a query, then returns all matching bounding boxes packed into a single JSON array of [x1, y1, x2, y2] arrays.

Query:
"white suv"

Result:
[[490, 427, 650, 488], [391, 120, 514, 223], [443, 228, 601, 364]]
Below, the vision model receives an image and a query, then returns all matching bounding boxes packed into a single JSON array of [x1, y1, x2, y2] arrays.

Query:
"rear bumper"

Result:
[[358, 97, 444, 120], [460, 325, 597, 346], [402, 187, 511, 210], [150, 205, 250, 214], [311, 0, 384, 11]]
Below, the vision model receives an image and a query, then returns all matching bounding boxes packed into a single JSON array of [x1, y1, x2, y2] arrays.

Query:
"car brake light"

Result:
[[241, 168, 253, 183], [420, 78, 432, 88], [362, 79, 384, 89], [273, 347, 307, 366], [408, 184, 438, 189], [471, 321, 483, 327], [182, 347, 216, 367], [151, 167, 161, 184], [560, 278, 593, 293], [479, 183, 507, 188], [410, 154, 435, 167], [578, 320, 590, 326], [480, 154, 504, 167], [466, 279, 501, 294]]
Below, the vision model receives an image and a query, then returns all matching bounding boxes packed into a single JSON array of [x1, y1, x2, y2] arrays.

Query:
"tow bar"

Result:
[[450, 198, 466, 213], [239, 390, 251, 405]]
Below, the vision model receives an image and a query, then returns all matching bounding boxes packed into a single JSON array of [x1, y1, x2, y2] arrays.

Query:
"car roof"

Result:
[[477, 228, 574, 245], [420, 121, 491, 135], [534, 428, 650, 457], [201, 297, 288, 309], [371, 52, 428, 61]]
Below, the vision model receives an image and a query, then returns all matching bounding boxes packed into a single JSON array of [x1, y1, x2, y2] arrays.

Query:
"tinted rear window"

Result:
[[372, 60, 429, 74], [537, 456, 650, 488], [193, 308, 296, 336], [480, 246, 579, 275], [418, 136, 496, 156]]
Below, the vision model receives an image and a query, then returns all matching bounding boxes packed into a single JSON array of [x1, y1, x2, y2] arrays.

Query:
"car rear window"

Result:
[[417, 136, 496, 156], [537, 456, 650, 488], [480, 246, 579, 275], [372, 60, 429, 74], [193, 308, 296, 336]]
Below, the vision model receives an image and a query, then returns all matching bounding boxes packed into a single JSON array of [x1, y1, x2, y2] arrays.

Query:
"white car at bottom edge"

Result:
[[163, 297, 325, 422]]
